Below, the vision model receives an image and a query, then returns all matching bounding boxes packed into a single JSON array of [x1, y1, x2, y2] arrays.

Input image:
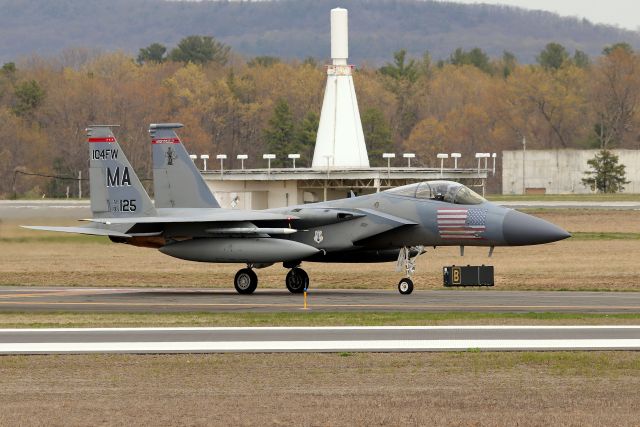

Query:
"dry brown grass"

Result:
[[0, 352, 639, 426], [1, 210, 639, 290], [530, 209, 640, 234]]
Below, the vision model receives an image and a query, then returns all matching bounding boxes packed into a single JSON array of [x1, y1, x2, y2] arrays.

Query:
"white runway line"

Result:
[[1, 339, 640, 353], [2, 326, 638, 353], [2, 325, 639, 333]]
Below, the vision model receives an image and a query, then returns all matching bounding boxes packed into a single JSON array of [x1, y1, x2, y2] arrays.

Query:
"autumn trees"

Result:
[[1, 40, 640, 197]]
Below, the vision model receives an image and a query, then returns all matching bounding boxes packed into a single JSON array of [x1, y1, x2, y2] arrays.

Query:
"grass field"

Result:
[[1, 311, 640, 328], [0, 352, 638, 426], [1, 209, 639, 291]]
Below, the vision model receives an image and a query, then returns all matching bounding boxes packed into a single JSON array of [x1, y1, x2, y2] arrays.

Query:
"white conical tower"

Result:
[[312, 8, 370, 169]]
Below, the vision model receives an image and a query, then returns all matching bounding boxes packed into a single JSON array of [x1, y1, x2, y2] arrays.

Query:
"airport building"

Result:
[[502, 149, 640, 194], [197, 8, 488, 209]]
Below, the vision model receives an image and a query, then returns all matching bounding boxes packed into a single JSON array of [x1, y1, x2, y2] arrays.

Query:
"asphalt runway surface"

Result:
[[1, 326, 638, 353], [1, 287, 640, 313]]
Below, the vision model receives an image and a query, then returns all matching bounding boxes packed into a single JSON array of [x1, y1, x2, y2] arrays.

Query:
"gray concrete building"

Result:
[[502, 149, 640, 194]]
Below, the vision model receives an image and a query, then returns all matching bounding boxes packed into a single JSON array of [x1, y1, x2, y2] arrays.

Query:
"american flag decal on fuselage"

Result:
[[437, 208, 487, 240]]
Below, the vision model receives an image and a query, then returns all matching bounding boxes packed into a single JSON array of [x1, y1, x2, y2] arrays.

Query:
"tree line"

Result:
[[1, 37, 639, 197], [3, 0, 640, 65]]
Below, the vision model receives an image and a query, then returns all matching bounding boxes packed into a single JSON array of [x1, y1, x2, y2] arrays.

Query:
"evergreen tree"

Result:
[[379, 49, 420, 138], [501, 51, 517, 78], [379, 49, 419, 83], [1, 62, 16, 76], [582, 150, 630, 193], [449, 47, 493, 74], [12, 79, 45, 117], [573, 50, 590, 68], [537, 42, 569, 70], [169, 35, 230, 65], [361, 108, 393, 166], [263, 99, 295, 167], [137, 43, 167, 64], [295, 111, 319, 166], [603, 42, 633, 56]]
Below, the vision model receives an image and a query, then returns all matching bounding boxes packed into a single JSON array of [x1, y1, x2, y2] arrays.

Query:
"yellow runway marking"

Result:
[[0, 301, 637, 310]]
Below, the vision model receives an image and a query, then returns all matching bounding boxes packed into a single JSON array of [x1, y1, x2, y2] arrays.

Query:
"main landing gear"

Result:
[[234, 267, 258, 294], [396, 246, 425, 295], [285, 266, 309, 294], [233, 263, 310, 295]]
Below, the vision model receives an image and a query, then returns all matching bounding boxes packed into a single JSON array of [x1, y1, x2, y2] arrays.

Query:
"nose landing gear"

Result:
[[395, 246, 425, 295], [398, 278, 414, 295]]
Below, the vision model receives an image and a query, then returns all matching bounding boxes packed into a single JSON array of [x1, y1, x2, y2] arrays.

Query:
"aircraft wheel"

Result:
[[398, 278, 414, 295], [286, 268, 309, 294], [234, 268, 258, 294]]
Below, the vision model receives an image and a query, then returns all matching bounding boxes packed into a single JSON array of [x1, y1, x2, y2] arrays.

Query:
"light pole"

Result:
[[522, 136, 527, 195], [216, 154, 227, 179], [483, 152, 490, 171], [288, 153, 300, 169], [437, 153, 448, 177], [263, 154, 276, 175], [402, 153, 415, 167], [451, 153, 461, 169], [382, 153, 395, 183], [237, 154, 248, 170], [200, 154, 209, 171], [323, 155, 333, 201], [323, 155, 333, 174]]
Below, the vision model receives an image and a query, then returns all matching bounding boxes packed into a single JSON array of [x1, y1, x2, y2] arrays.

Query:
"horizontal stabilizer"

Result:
[[21, 226, 131, 238]]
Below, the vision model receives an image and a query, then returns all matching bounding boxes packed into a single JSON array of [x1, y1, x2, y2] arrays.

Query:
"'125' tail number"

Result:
[[109, 199, 136, 212]]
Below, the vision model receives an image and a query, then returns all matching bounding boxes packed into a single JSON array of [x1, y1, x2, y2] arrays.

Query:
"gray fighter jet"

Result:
[[24, 124, 570, 295]]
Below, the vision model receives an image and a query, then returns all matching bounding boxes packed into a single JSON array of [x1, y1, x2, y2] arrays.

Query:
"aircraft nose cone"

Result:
[[503, 210, 571, 246]]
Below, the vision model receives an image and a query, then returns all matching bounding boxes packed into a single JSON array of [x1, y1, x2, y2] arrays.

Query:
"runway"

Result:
[[0, 326, 638, 353], [1, 287, 639, 313]]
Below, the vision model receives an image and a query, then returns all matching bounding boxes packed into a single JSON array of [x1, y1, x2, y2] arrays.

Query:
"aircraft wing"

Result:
[[21, 226, 131, 238]]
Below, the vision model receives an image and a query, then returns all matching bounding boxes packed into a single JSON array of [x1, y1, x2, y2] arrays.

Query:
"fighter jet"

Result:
[[24, 124, 570, 295]]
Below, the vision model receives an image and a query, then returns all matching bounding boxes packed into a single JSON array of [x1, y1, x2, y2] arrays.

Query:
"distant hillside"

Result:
[[1, 0, 639, 64]]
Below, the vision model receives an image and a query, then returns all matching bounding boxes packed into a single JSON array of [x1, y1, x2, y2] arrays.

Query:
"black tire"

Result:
[[286, 268, 309, 294], [398, 278, 414, 295], [234, 268, 258, 294]]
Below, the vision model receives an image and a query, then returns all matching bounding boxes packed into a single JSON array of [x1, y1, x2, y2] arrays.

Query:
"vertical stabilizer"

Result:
[[87, 125, 155, 218], [150, 123, 220, 209]]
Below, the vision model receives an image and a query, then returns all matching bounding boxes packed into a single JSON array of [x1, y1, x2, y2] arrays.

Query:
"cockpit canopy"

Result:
[[385, 181, 486, 205]]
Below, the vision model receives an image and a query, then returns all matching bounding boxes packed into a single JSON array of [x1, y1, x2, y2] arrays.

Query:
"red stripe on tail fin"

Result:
[[88, 137, 116, 143], [151, 138, 180, 144]]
